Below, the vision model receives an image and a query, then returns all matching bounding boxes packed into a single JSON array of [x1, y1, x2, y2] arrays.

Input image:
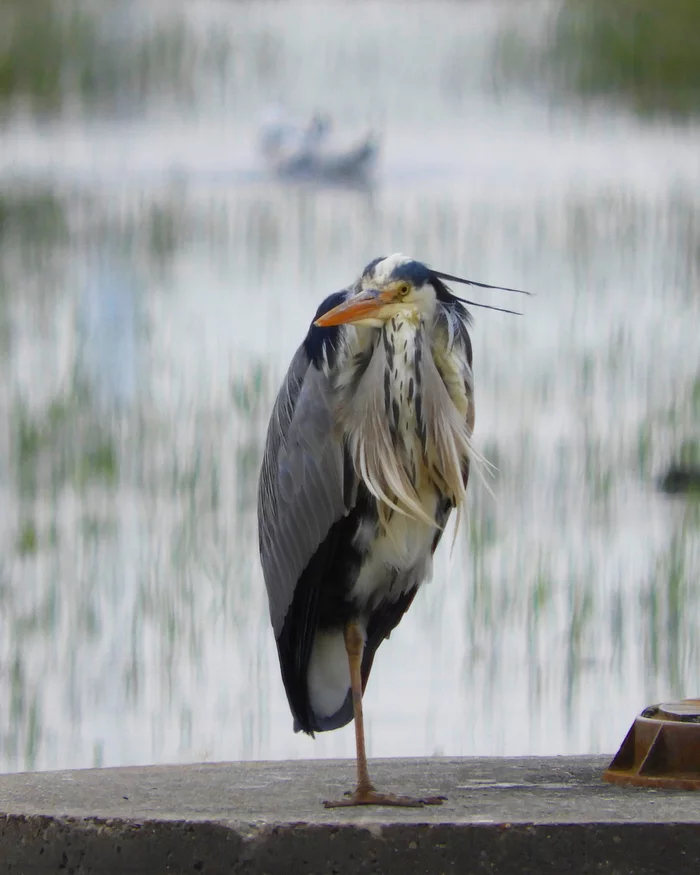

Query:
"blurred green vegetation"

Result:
[[0, 190, 68, 250], [0, 0, 219, 117], [14, 391, 119, 498], [231, 364, 267, 416], [552, 0, 700, 117], [0, 2, 84, 114], [15, 520, 38, 557], [0, 2, 110, 115]]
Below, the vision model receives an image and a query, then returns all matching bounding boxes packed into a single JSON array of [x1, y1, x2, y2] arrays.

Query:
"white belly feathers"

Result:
[[349, 485, 437, 608]]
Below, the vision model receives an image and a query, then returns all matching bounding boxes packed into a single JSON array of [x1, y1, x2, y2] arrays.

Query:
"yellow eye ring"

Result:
[[397, 283, 410, 298]]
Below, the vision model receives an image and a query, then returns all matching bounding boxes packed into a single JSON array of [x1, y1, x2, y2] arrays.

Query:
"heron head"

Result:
[[313, 253, 529, 329], [314, 254, 438, 328]]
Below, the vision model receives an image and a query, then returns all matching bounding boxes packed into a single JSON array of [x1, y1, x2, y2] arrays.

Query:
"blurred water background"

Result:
[[1, 0, 699, 774]]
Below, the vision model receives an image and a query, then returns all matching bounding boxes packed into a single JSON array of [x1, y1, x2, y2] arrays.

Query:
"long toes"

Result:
[[323, 797, 361, 808], [420, 795, 447, 805], [384, 794, 446, 808], [323, 791, 446, 808]]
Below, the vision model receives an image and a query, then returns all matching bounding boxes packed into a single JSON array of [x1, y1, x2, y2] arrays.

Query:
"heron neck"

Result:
[[379, 315, 426, 446]]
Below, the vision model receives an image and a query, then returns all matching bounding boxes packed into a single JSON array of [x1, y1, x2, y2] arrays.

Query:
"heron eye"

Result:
[[397, 283, 410, 298]]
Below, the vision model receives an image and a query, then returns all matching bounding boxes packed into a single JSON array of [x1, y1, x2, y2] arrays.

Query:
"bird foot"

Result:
[[323, 787, 446, 808]]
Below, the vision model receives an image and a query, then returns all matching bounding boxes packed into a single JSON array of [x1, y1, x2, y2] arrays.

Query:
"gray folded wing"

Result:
[[257, 345, 351, 636]]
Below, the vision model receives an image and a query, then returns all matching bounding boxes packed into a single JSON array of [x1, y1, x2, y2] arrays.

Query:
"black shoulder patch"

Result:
[[303, 290, 347, 369]]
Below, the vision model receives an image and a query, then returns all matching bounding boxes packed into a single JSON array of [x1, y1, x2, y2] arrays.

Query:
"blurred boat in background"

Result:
[[258, 106, 378, 185]]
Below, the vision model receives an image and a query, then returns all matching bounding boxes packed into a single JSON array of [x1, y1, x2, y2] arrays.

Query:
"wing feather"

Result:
[[257, 345, 349, 638]]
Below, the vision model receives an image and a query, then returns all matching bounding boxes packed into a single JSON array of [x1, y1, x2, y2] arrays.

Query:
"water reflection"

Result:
[[1, 0, 699, 774]]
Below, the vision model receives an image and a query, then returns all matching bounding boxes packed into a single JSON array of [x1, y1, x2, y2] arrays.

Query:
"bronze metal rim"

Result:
[[603, 699, 700, 789]]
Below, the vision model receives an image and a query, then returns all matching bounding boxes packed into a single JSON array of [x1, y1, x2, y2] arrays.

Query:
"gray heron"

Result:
[[258, 254, 527, 807]]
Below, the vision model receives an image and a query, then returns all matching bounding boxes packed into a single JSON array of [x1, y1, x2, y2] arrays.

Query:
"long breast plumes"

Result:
[[336, 314, 474, 530]]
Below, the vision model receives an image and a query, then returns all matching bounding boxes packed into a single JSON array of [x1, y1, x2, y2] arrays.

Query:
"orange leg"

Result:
[[323, 622, 446, 808]]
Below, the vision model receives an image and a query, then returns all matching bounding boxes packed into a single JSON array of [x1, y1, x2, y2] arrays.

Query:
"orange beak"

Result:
[[314, 289, 390, 327]]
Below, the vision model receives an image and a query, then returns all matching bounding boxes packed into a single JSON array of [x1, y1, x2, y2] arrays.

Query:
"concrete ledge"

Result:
[[1, 756, 700, 874]]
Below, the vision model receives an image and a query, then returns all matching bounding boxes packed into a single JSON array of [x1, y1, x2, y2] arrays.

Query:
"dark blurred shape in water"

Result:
[[659, 467, 700, 497]]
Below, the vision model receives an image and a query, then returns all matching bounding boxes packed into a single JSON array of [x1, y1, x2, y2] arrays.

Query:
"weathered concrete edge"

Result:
[[2, 814, 700, 875]]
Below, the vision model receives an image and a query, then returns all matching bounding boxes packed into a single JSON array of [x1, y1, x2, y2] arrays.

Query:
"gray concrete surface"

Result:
[[1, 756, 699, 874]]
